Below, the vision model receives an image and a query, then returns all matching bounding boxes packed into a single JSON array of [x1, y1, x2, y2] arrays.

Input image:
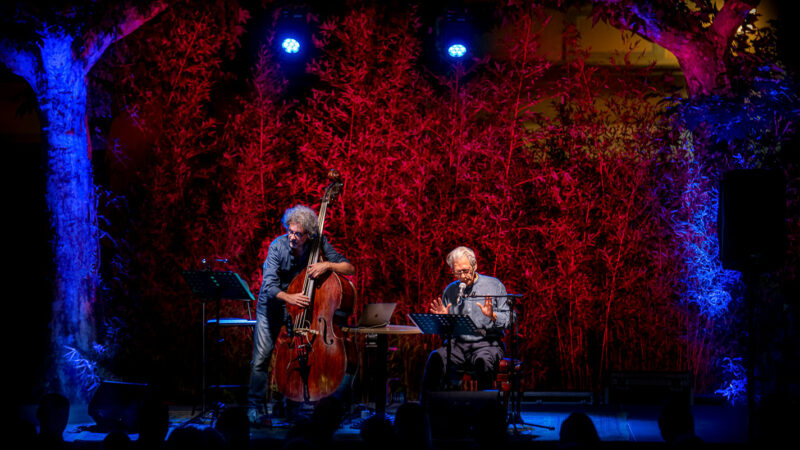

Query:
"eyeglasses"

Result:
[[288, 230, 307, 238], [453, 269, 473, 276]]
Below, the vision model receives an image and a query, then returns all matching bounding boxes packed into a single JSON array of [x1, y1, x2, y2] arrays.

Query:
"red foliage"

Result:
[[95, 2, 738, 399]]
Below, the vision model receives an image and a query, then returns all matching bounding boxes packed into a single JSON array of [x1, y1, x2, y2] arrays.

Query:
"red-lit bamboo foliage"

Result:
[[94, 2, 763, 399]]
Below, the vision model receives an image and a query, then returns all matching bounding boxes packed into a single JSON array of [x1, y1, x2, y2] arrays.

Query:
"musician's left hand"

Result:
[[476, 296, 497, 321], [307, 262, 332, 279]]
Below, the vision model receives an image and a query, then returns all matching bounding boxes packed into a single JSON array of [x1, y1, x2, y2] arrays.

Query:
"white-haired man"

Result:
[[247, 205, 354, 426], [422, 246, 512, 393]]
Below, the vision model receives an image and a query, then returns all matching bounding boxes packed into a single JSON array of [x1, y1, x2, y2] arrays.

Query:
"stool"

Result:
[[202, 299, 256, 413], [497, 357, 524, 411], [457, 357, 524, 395]]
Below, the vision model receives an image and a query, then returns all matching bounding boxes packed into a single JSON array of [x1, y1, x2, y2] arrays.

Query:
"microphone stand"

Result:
[[466, 293, 553, 432]]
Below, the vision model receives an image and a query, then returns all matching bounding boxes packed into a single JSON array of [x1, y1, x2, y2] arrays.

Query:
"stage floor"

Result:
[[25, 394, 749, 449]]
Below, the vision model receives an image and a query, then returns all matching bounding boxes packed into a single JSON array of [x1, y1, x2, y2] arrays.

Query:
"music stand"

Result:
[[182, 270, 255, 419], [408, 313, 480, 390]]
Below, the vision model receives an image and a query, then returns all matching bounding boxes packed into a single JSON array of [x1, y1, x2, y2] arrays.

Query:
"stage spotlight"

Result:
[[274, 9, 310, 61], [436, 9, 474, 62], [447, 43, 468, 59], [281, 37, 301, 54]]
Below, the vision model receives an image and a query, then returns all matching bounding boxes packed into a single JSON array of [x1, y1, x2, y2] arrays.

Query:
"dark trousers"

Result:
[[247, 300, 285, 411], [422, 339, 504, 392]]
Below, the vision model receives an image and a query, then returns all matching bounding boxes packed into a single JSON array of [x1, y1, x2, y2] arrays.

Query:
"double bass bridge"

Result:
[[292, 327, 319, 337]]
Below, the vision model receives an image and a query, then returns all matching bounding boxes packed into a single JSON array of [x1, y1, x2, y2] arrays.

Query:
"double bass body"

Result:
[[273, 267, 356, 403]]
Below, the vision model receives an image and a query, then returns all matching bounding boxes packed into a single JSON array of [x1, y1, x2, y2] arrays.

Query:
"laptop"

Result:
[[355, 303, 397, 328]]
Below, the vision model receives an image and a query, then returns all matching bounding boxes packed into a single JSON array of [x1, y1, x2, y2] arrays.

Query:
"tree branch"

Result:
[[593, 0, 693, 52], [81, 0, 171, 73], [0, 40, 40, 91], [710, 0, 760, 55]]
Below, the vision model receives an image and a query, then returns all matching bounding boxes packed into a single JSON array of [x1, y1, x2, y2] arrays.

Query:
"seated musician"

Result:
[[247, 205, 355, 427], [421, 246, 512, 393]]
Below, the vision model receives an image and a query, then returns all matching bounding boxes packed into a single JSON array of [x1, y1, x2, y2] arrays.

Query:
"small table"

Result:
[[342, 324, 421, 419]]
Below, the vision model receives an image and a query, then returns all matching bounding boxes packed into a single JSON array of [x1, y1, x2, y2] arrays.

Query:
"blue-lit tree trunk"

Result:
[[41, 34, 99, 401], [0, 2, 169, 403]]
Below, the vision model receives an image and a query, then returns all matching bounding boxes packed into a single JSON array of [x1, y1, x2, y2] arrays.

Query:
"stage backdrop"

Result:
[[69, 1, 797, 403]]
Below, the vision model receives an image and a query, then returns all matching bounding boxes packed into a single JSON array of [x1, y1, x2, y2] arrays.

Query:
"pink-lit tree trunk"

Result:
[[0, 1, 169, 402], [595, 0, 759, 96]]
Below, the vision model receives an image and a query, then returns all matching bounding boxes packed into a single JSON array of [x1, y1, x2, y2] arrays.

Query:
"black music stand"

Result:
[[182, 270, 255, 420], [408, 313, 480, 390]]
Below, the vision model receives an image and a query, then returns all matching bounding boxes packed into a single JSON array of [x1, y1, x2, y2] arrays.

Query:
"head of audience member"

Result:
[[360, 414, 395, 447], [137, 398, 170, 447], [36, 392, 70, 441], [201, 427, 226, 450], [166, 425, 203, 450], [103, 430, 132, 450], [559, 411, 600, 449], [310, 396, 344, 443], [215, 406, 250, 450], [472, 400, 508, 448], [658, 396, 702, 447], [394, 402, 434, 450]]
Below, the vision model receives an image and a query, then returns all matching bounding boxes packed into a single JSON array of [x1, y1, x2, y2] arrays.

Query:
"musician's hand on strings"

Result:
[[307, 262, 332, 279], [477, 296, 497, 321], [429, 297, 451, 315], [282, 292, 310, 308]]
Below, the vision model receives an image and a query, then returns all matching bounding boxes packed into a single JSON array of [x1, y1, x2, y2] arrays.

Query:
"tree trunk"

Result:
[[37, 33, 99, 402]]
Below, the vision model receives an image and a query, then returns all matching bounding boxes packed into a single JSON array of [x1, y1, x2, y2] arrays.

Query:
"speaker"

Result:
[[718, 169, 786, 272], [88, 381, 149, 433], [424, 390, 501, 438]]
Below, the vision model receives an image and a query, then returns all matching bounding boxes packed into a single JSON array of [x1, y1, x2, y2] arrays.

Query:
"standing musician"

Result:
[[247, 205, 355, 427], [421, 246, 512, 394]]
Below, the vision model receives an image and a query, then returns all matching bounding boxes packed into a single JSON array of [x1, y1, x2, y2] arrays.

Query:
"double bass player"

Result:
[[247, 204, 354, 427]]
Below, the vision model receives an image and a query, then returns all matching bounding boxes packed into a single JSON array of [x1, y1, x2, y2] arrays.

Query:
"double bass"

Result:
[[273, 170, 357, 402]]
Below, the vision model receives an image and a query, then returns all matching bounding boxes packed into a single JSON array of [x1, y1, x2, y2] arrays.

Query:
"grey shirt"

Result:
[[442, 273, 512, 342]]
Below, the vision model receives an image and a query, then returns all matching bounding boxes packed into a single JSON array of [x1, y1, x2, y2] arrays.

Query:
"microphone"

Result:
[[457, 282, 466, 306]]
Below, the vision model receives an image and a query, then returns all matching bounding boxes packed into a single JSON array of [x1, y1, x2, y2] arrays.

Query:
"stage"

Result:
[[20, 393, 750, 449]]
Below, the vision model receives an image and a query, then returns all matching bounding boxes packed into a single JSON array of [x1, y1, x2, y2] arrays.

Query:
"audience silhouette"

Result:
[[35, 392, 70, 450], [103, 430, 132, 450], [214, 406, 250, 450], [657, 396, 703, 448], [360, 414, 395, 449], [471, 399, 508, 449], [559, 411, 600, 450], [136, 398, 169, 450], [394, 402, 434, 450], [285, 396, 345, 449]]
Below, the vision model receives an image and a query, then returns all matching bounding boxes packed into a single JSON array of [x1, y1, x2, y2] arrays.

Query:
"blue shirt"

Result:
[[257, 234, 350, 305], [442, 273, 512, 342]]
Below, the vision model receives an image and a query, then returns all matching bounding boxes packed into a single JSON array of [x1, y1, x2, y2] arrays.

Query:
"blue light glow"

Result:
[[447, 44, 467, 58], [281, 38, 301, 54]]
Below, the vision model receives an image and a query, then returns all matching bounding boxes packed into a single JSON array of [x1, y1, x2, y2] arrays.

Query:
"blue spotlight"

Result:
[[447, 43, 467, 59], [436, 9, 474, 63], [281, 37, 301, 54]]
